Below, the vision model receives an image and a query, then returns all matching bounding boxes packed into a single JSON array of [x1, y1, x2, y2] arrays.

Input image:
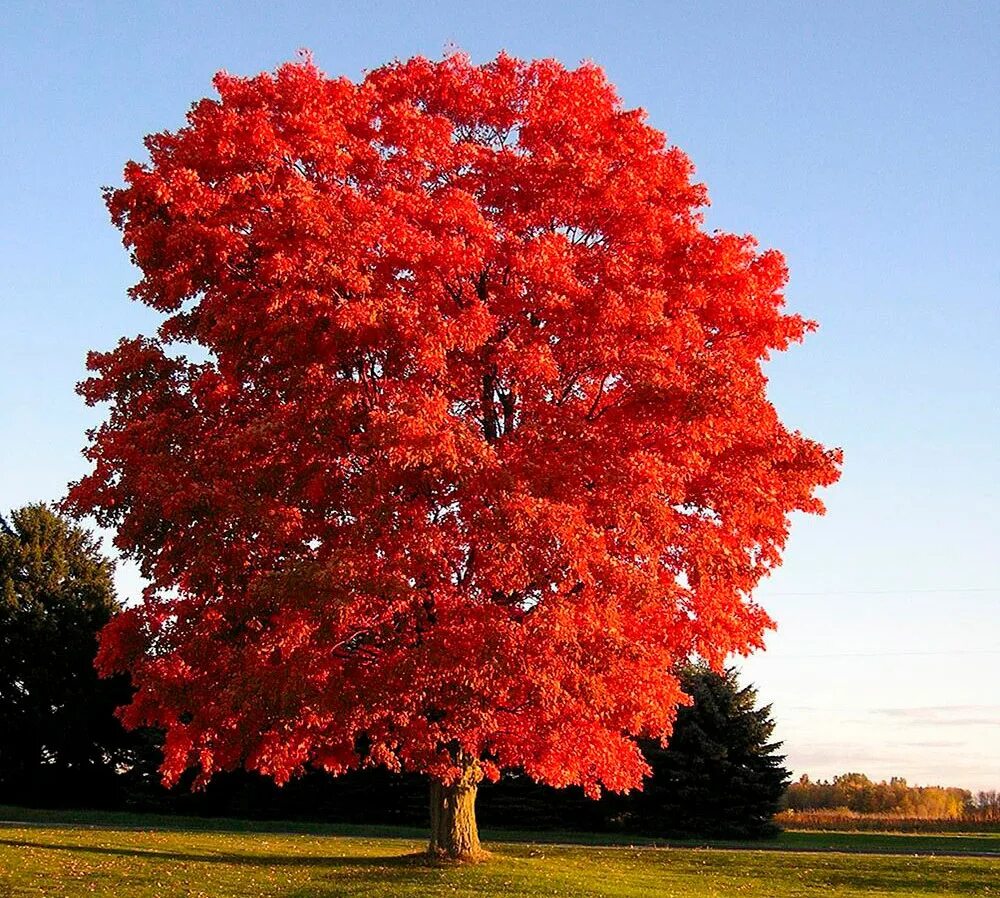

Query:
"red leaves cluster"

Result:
[[71, 53, 840, 796]]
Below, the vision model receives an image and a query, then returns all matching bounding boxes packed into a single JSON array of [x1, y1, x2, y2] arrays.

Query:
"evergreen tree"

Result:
[[622, 664, 790, 838], [0, 504, 135, 805]]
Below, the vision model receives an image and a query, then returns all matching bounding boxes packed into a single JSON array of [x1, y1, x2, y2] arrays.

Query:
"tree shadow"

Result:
[[0, 838, 427, 869], [1, 837, 504, 898]]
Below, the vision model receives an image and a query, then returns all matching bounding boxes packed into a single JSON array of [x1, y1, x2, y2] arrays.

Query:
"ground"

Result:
[[0, 809, 997, 897]]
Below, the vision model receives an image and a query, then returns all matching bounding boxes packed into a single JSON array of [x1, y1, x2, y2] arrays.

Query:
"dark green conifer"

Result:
[[625, 664, 790, 838], [0, 504, 134, 805]]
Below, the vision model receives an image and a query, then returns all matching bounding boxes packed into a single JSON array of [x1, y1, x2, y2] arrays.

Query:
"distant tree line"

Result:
[[0, 505, 788, 839], [780, 773, 1000, 829], [785, 772, 969, 818], [969, 791, 1000, 822]]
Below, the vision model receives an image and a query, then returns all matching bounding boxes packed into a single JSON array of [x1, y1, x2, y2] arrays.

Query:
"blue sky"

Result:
[[2, 1, 998, 791]]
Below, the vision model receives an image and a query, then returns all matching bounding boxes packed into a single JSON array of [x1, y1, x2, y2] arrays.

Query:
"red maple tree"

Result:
[[70, 53, 840, 859]]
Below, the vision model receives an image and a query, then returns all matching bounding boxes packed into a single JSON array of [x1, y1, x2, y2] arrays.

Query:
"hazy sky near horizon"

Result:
[[2, 2, 998, 791]]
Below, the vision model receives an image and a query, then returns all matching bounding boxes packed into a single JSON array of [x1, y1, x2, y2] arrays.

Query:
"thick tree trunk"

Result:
[[427, 767, 484, 860]]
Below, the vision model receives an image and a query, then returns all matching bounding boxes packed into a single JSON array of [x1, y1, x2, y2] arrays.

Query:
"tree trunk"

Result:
[[427, 766, 484, 861]]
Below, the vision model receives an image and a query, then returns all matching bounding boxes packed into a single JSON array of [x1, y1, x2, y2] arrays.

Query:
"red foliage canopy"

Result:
[[71, 53, 840, 797]]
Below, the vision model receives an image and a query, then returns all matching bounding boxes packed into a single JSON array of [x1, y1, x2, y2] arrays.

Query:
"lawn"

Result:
[[1, 812, 998, 897]]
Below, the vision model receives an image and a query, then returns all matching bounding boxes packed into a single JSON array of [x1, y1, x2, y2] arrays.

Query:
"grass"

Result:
[[774, 829, 1000, 856], [0, 809, 997, 897], [3, 805, 999, 855]]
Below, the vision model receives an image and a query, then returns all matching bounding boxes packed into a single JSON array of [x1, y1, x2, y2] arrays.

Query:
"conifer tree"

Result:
[[625, 665, 789, 838], [0, 505, 132, 804]]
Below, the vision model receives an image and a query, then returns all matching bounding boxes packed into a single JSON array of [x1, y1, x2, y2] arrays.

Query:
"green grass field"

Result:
[[0, 809, 997, 897]]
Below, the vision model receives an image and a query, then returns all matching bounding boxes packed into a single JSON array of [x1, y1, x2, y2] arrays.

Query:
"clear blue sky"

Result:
[[2, 1, 998, 791]]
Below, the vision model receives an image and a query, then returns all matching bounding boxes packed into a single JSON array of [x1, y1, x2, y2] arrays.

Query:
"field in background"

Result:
[[778, 810, 1000, 833], [0, 810, 997, 898]]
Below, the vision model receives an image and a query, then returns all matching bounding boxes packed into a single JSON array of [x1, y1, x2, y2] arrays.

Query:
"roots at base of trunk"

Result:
[[427, 769, 486, 861]]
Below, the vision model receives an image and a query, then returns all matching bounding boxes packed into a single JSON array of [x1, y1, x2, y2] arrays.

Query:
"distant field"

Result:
[[778, 811, 1000, 834], [0, 809, 997, 897]]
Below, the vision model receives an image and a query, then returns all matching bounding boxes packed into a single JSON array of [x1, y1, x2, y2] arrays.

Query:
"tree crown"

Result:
[[70, 53, 840, 796]]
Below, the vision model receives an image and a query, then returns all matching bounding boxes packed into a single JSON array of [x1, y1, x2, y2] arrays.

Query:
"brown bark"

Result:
[[427, 765, 485, 861]]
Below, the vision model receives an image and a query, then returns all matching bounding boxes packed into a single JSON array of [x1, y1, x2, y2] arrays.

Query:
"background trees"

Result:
[[970, 792, 1000, 822], [784, 773, 970, 819], [0, 505, 135, 806]]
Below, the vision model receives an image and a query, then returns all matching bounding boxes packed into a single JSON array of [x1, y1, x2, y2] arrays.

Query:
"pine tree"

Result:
[[623, 664, 790, 838], [0, 505, 134, 805]]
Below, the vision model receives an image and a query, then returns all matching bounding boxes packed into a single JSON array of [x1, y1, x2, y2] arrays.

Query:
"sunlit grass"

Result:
[[0, 812, 997, 897]]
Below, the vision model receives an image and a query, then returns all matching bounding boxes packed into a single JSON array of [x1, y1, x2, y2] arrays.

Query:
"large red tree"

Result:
[[71, 53, 840, 859]]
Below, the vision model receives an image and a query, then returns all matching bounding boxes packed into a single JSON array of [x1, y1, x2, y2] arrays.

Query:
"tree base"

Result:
[[418, 847, 493, 865]]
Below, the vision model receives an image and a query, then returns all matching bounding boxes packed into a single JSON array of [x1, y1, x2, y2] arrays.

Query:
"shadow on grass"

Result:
[[0, 838, 432, 869]]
